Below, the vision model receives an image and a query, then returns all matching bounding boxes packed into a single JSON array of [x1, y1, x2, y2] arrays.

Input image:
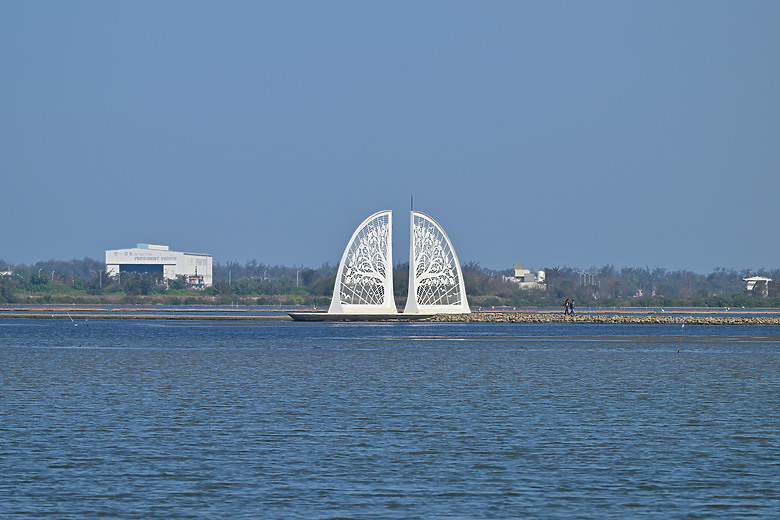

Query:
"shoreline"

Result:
[[0, 312, 288, 321], [0, 308, 779, 325]]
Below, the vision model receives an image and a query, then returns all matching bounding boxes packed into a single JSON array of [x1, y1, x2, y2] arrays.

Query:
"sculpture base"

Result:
[[289, 312, 433, 322]]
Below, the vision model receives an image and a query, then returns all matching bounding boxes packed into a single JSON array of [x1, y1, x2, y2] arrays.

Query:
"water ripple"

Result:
[[1, 320, 779, 518]]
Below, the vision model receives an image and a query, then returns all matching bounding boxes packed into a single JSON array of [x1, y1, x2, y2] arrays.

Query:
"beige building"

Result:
[[105, 243, 213, 287], [507, 264, 546, 290]]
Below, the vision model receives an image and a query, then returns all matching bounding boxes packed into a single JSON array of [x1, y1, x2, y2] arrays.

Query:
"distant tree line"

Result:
[[1, 257, 778, 307], [535, 265, 780, 309]]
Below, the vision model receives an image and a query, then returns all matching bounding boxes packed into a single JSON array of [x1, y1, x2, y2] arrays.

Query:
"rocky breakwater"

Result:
[[427, 312, 780, 326]]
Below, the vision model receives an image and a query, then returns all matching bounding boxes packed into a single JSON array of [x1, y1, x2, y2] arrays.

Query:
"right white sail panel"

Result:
[[404, 211, 470, 314]]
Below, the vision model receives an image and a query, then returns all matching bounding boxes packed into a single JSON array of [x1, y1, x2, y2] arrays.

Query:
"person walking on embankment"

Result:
[[563, 299, 570, 315]]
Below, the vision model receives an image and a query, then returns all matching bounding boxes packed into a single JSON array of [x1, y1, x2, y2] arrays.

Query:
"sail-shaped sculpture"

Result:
[[404, 211, 470, 314], [328, 210, 397, 314]]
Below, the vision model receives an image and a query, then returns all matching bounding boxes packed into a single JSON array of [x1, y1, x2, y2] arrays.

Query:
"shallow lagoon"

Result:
[[1, 319, 779, 519]]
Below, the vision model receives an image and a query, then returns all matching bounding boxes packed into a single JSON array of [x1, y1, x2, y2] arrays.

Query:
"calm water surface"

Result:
[[1, 319, 779, 519]]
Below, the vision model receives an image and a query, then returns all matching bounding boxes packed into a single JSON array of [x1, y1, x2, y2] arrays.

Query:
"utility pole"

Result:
[[90, 269, 102, 288]]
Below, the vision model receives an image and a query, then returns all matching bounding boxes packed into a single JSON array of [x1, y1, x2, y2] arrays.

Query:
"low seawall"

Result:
[[428, 312, 780, 325]]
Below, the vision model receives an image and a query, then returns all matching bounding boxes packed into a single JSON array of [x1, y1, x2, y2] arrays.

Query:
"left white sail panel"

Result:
[[328, 210, 397, 314]]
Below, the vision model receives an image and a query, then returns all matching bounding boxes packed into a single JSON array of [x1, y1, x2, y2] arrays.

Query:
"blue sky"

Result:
[[2, 1, 778, 273]]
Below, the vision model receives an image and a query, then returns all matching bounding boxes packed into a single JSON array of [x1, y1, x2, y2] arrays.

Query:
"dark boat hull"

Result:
[[288, 312, 432, 322]]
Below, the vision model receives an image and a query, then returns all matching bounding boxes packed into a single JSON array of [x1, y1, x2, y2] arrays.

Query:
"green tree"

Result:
[[167, 275, 187, 291], [123, 273, 157, 296], [393, 263, 409, 299], [0, 276, 18, 303]]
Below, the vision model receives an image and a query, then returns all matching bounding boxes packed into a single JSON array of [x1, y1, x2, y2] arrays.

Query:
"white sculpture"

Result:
[[328, 208, 469, 316], [328, 210, 397, 314], [403, 211, 470, 314]]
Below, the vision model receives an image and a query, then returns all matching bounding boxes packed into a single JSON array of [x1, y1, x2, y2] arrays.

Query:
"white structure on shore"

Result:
[[105, 244, 213, 287], [506, 264, 546, 290], [328, 210, 469, 315], [743, 276, 772, 297]]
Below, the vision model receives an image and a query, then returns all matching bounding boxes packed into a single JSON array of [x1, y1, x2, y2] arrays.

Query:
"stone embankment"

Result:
[[428, 312, 780, 326]]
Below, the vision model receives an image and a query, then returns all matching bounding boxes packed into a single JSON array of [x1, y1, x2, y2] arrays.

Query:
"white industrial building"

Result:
[[505, 264, 546, 290], [105, 244, 212, 288]]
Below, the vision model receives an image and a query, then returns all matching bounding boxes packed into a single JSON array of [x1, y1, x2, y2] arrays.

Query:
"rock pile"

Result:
[[427, 312, 780, 326]]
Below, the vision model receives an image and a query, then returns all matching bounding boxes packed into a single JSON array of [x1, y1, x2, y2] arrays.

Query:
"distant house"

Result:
[[743, 276, 772, 297], [506, 264, 546, 290]]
